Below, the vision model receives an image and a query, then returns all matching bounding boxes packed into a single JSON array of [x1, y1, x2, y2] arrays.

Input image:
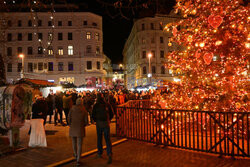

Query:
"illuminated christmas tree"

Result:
[[165, 0, 249, 112]]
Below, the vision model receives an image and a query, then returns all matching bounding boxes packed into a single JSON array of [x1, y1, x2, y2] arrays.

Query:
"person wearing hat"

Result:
[[68, 98, 88, 165]]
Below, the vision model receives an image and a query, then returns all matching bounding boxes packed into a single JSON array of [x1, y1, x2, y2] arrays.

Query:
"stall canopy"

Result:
[[16, 78, 56, 88]]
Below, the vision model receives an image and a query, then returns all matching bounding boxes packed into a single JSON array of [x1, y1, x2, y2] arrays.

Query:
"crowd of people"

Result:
[[28, 88, 160, 165]]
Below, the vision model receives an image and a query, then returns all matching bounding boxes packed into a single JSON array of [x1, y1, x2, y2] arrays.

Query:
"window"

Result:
[[34, 63, 37, 70], [27, 47, 33, 55], [58, 62, 63, 71], [68, 62, 73, 71], [68, 32, 73, 40], [86, 45, 92, 53], [58, 33, 63, 40], [152, 66, 156, 74], [28, 20, 32, 27], [28, 33, 32, 41], [68, 21, 72, 26], [58, 21, 62, 26], [150, 23, 154, 30], [161, 66, 165, 74], [151, 50, 155, 58], [7, 47, 12, 56], [68, 45, 73, 55], [160, 36, 164, 43], [18, 20, 22, 27], [38, 62, 43, 70], [38, 20, 42, 26], [7, 20, 12, 27], [83, 20, 87, 25], [7, 33, 12, 41], [48, 33, 53, 41], [143, 66, 147, 74], [160, 50, 164, 58], [141, 23, 145, 30], [96, 46, 100, 54], [48, 62, 53, 71], [95, 33, 99, 40], [48, 47, 53, 55], [92, 22, 97, 26], [28, 63, 33, 72], [48, 21, 52, 26], [18, 33, 22, 41], [58, 47, 63, 55], [86, 32, 91, 39], [97, 61, 100, 70], [38, 47, 43, 54], [17, 47, 22, 54], [87, 61, 92, 70], [142, 51, 146, 58], [38, 33, 43, 40], [18, 63, 22, 72], [7, 63, 12, 72]]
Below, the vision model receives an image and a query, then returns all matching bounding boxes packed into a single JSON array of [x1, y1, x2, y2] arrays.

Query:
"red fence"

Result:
[[116, 100, 250, 157]]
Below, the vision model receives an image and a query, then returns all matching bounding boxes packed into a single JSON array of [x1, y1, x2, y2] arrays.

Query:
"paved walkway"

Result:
[[63, 140, 250, 167], [0, 120, 249, 167], [0, 121, 118, 167]]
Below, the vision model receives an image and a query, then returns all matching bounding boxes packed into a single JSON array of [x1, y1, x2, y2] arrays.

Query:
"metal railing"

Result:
[[116, 100, 250, 157]]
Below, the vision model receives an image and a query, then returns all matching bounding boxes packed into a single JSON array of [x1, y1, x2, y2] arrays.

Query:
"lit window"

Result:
[[68, 45, 73, 55], [58, 47, 63, 55], [86, 32, 91, 39], [95, 33, 99, 40], [48, 47, 53, 55]]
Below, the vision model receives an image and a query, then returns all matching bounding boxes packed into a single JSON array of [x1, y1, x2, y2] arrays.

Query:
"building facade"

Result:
[[123, 12, 182, 89], [0, 12, 107, 86]]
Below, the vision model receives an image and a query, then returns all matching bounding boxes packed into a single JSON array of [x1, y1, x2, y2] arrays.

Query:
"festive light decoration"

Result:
[[165, 0, 249, 112]]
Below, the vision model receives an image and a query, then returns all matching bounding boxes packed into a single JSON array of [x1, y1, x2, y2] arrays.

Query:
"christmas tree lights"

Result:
[[165, 0, 249, 112]]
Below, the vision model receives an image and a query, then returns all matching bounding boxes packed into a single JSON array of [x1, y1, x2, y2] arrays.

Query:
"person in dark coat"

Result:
[[46, 93, 54, 124], [92, 93, 114, 164], [68, 98, 88, 165], [55, 91, 64, 125], [32, 95, 48, 125]]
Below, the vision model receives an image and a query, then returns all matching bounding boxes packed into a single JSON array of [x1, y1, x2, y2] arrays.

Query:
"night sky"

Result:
[[76, 0, 176, 64]]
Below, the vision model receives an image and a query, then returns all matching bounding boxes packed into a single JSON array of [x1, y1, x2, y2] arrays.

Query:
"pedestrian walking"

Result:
[[92, 93, 114, 164], [68, 98, 88, 166], [55, 91, 64, 126], [63, 92, 73, 125]]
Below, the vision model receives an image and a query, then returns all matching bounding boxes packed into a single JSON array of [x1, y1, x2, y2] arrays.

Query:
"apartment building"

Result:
[[123, 12, 182, 89], [0, 12, 106, 86]]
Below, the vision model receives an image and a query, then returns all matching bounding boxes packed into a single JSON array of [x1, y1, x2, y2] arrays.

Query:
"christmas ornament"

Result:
[[203, 52, 214, 65], [208, 15, 223, 29], [195, 49, 201, 58]]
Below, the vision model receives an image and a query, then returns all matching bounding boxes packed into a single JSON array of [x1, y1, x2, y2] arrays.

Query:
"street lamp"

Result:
[[19, 54, 24, 78], [148, 53, 152, 85]]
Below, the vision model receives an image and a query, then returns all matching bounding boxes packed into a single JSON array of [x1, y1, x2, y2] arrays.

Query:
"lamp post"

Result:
[[148, 53, 152, 85], [19, 54, 24, 78]]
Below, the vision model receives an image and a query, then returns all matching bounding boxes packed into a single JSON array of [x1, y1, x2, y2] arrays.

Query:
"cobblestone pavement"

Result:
[[64, 140, 250, 167], [0, 121, 118, 167]]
